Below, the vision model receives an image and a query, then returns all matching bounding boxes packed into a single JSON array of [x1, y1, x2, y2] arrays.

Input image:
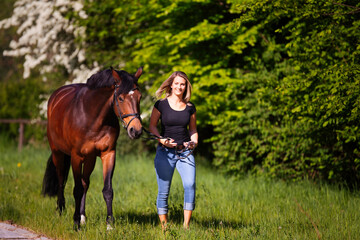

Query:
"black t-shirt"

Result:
[[154, 98, 196, 145]]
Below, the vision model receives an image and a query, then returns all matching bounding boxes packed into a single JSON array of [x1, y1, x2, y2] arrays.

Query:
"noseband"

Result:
[[113, 84, 141, 130]]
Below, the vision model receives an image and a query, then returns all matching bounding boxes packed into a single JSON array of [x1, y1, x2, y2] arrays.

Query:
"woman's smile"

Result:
[[171, 76, 186, 96]]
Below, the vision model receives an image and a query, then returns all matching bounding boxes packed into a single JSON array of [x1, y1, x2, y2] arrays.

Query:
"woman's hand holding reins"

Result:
[[184, 141, 197, 150], [160, 138, 177, 148]]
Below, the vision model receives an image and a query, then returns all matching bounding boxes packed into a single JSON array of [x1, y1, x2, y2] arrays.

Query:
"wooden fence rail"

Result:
[[0, 119, 47, 151]]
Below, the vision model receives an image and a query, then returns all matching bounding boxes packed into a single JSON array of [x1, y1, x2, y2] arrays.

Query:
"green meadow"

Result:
[[1, 138, 359, 239]]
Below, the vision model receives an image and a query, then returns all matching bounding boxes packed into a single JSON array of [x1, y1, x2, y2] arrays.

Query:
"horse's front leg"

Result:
[[80, 156, 96, 226], [71, 155, 84, 230], [100, 150, 116, 230]]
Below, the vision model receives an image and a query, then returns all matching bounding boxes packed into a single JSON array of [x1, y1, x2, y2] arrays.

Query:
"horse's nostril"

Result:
[[135, 129, 142, 138], [128, 126, 142, 139]]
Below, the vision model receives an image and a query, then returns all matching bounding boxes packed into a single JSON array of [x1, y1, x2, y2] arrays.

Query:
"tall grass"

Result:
[[0, 136, 359, 239]]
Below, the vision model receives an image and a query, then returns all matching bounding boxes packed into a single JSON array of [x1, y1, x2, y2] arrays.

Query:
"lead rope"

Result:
[[174, 142, 195, 160], [142, 128, 195, 160], [141, 127, 167, 140], [142, 127, 195, 159]]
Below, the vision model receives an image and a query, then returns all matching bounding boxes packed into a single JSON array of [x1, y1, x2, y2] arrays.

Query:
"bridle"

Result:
[[113, 84, 141, 130]]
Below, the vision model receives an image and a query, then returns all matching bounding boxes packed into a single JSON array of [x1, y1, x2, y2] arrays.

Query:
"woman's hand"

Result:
[[161, 138, 177, 148], [184, 141, 197, 149]]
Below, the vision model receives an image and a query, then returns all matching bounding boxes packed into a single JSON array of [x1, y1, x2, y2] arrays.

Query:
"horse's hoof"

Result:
[[106, 216, 114, 231], [56, 205, 65, 216], [107, 224, 114, 231], [73, 223, 80, 231], [80, 215, 86, 225]]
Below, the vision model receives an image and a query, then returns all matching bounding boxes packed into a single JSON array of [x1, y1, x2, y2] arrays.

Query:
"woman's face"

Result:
[[171, 76, 186, 97]]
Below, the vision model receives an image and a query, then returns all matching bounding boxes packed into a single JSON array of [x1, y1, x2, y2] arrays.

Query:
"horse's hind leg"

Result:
[[52, 151, 71, 214]]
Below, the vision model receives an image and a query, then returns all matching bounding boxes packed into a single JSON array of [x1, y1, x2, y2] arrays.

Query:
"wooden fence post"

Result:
[[18, 122, 24, 151], [0, 119, 47, 151]]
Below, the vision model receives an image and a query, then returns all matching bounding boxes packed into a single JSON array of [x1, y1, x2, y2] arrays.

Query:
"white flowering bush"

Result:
[[0, 0, 101, 116], [0, 0, 99, 81]]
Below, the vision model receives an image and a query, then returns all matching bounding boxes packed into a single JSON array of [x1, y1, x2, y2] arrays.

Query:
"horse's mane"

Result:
[[86, 69, 137, 94]]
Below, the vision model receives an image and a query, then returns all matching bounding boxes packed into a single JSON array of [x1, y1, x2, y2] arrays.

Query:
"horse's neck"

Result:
[[82, 87, 116, 123]]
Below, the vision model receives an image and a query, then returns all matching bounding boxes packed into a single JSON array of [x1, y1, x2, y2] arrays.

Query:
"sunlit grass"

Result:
[[1, 137, 360, 239]]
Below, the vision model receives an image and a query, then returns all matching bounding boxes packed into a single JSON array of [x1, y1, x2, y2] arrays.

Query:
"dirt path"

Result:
[[0, 221, 51, 240]]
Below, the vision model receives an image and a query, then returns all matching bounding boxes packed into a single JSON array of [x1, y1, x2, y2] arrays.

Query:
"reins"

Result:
[[141, 127, 169, 141], [174, 145, 195, 160], [142, 127, 195, 160]]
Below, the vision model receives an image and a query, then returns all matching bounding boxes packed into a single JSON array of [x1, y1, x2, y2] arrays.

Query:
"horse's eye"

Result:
[[118, 96, 124, 102]]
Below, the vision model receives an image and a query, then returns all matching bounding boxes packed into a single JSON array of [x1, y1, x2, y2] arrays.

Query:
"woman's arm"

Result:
[[185, 112, 198, 149], [149, 107, 176, 147], [149, 107, 161, 139]]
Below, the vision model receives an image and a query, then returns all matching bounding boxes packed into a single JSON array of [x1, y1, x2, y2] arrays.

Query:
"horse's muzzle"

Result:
[[128, 126, 143, 139]]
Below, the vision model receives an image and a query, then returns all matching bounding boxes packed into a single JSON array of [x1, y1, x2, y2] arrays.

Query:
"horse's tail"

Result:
[[42, 153, 71, 197]]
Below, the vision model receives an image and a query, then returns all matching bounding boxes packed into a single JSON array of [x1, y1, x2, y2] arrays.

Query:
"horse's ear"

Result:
[[111, 66, 122, 84], [134, 66, 143, 80]]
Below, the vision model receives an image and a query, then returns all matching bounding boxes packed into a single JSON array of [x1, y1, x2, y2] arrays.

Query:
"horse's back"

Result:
[[47, 84, 86, 153], [48, 84, 84, 118]]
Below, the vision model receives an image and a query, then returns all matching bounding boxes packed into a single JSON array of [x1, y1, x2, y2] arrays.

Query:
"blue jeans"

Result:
[[154, 145, 196, 215]]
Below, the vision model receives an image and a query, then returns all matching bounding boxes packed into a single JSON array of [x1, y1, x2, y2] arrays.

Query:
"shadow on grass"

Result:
[[115, 206, 246, 230], [115, 211, 158, 226], [193, 217, 247, 229]]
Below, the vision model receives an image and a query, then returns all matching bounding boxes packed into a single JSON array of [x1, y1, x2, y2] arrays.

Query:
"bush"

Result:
[[207, 0, 360, 186], [0, 77, 47, 142]]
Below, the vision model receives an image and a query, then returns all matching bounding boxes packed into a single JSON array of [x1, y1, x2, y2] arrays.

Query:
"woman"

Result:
[[149, 71, 198, 229]]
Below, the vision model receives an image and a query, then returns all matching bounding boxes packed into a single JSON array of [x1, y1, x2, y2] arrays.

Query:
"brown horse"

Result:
[[42, 67, 143, 230]]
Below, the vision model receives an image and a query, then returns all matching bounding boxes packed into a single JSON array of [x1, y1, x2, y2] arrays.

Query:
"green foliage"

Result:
[[0, 0, 23, 80], [0, 78, 44, 119], [0, 76, 47, 141], [214, 0, 360, 185]]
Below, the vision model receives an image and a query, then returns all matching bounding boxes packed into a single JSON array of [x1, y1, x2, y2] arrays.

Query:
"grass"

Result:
[[1, 137, 360, 239]]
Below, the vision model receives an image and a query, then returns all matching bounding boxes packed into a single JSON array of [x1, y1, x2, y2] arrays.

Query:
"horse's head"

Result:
[[112, 67, 143, 139]]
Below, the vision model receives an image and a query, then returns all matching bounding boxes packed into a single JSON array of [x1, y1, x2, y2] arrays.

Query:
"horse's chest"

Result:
[[79, 142, 96, 156], [95, 134, 117, 152], [79, 137, 115, 156]]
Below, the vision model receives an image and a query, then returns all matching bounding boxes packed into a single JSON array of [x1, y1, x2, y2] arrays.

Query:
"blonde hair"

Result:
[[155, 71, 193, 103]]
